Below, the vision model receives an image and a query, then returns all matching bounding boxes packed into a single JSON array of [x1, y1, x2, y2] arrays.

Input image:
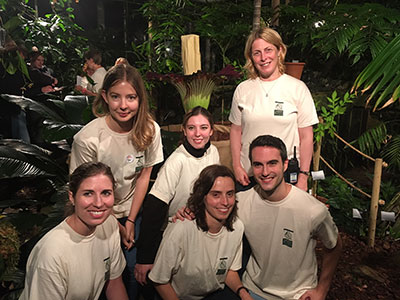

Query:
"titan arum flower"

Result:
[[147, 65, 241, 113]]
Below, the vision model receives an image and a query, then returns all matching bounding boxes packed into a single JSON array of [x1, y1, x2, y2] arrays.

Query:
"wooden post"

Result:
[[368, 158, 383, 248], [312, 138, 322, 195]]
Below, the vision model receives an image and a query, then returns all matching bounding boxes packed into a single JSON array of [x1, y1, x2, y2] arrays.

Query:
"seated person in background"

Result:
[[19, 162, 128, 300], [28, 50, 59, 95], [75, 49, 106, 96], [149, 165, 252, 300]]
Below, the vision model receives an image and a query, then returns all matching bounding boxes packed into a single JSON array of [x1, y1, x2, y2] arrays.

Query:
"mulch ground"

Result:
[[322, 232, 400, 300]]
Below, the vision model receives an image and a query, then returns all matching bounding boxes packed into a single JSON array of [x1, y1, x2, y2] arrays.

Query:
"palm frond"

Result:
[[353, 122, 387, 156], [382, 135, 400, 170]]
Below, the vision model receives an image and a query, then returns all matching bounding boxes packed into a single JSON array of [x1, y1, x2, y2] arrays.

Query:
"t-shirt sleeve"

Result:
[[150, 153, 182, 204], [228, 86, 242, 126], [230, 240, 243, 271], [314, 209, 339, 250], [148, 222, 183, 284], [109, 217, 126, 280], [144, 122, 164, 168], [296, 82, 318, 128], [69, 137, 97, 174], [21, 260, 67, 300]]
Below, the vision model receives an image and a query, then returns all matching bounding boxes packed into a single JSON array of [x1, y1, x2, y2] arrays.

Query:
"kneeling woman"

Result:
[[20, 162, 128, 300], [149, 165, 252, 300]]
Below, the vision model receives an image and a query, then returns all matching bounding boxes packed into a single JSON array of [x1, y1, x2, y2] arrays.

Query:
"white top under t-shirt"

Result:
[[69, 117, 164, 218], [149, 219, 244, 300], [229, 74, 318, 174], [149, 144, 220, 217], [237, 185, 338, 300], [19, 216, 126, 300]]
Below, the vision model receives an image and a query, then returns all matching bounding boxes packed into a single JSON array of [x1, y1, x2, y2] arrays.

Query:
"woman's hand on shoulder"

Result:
[[171, 206, 194, 223]]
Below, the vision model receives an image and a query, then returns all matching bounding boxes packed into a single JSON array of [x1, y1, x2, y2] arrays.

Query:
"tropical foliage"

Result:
[[352, 34, 400, 111]]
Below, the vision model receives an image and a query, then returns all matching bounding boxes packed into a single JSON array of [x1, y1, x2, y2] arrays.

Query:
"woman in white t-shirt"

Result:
[[135, 106, 220, 284], [20, 162, 127, 300], [149, 165, 252, 300], [229, 27, 318, 191], [69, 64, 164, 299]]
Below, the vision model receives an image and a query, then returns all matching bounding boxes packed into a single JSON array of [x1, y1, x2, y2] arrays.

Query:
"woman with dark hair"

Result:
[[20, 162, 128, 300], [28, 51, 58, 95], [148, 165, 252, 300], [135, 106, 220, 284]]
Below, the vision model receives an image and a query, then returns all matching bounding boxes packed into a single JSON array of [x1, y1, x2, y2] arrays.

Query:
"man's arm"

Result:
[[154, 283, 179, 300], [299, 234, 342, 300], [105, 275, 128, 300]]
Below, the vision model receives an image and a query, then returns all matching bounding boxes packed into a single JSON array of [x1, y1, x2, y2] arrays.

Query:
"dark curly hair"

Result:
[[187, 164, 237, 232]]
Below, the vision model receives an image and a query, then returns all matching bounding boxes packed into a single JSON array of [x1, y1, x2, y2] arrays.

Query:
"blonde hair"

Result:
[[92, 64, 155, 151], [244, 27, 287, 79], [114, 57, 130, 66]]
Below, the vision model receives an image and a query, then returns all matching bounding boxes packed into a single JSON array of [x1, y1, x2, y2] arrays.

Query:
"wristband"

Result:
[[126, 218, 135, 224], [236, 286, 249, 296], [299, 170, 310, 176]]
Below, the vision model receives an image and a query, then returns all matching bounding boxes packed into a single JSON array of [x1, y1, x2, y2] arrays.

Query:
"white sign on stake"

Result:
[[381, 211, 396, 222], [352, 208, 362, 219], [311, 170, 325, 181]]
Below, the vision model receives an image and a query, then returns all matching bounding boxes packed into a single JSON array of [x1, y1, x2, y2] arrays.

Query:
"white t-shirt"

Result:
[[149, 219, 244, 300], [229, 74, 318, 174], [237, 185, 338, 300], [150, 144, 220, 217], [19, 216, 125, 300], [69, 117, 164, 218], [87, 67, 107, 93]]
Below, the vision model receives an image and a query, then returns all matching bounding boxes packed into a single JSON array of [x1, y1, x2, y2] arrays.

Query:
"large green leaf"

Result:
[[0, 94, 64, 122], [0, 140, 67, 183], [353, 34, 400, 111], [42, 120, 83, 142]]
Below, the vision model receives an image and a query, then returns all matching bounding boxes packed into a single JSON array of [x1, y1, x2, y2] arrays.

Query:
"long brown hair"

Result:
[[244, 27, 287, 79], [92, 64, 155, 151], [187, 165, 237, 232]]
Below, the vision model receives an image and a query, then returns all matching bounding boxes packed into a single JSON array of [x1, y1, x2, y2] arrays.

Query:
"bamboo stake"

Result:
[[312, 138, 322, 195], [368, 158, 383, 248]]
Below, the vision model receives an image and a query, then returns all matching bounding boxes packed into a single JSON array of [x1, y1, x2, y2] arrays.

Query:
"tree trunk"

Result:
[[252, 0, 262, 31], [271, 0, 280, 27]]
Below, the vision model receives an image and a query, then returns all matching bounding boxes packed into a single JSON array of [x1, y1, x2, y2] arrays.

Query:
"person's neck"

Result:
[[93, 64, 102, 71], [255, 181, 291, 202], [183, 138, 210, 158], [105, 115, 133, 133], [66, 215, 95, 236], [259, 71, 281, 82], [206, 216, 224, 234]]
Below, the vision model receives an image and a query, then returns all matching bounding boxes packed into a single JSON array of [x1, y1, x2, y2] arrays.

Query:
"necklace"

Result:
[[258, 77, 279, 98]]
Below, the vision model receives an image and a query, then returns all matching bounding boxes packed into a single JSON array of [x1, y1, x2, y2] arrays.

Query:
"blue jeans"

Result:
[[119, 216, 142, 300], [249, 290, 268, 300]]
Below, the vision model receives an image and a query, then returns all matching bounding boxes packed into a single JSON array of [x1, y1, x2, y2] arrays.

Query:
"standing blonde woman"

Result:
[[229, 27, 318, 191]]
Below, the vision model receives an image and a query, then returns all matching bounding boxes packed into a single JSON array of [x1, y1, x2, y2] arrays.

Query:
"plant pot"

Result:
[[284, 62, 305, 80]]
